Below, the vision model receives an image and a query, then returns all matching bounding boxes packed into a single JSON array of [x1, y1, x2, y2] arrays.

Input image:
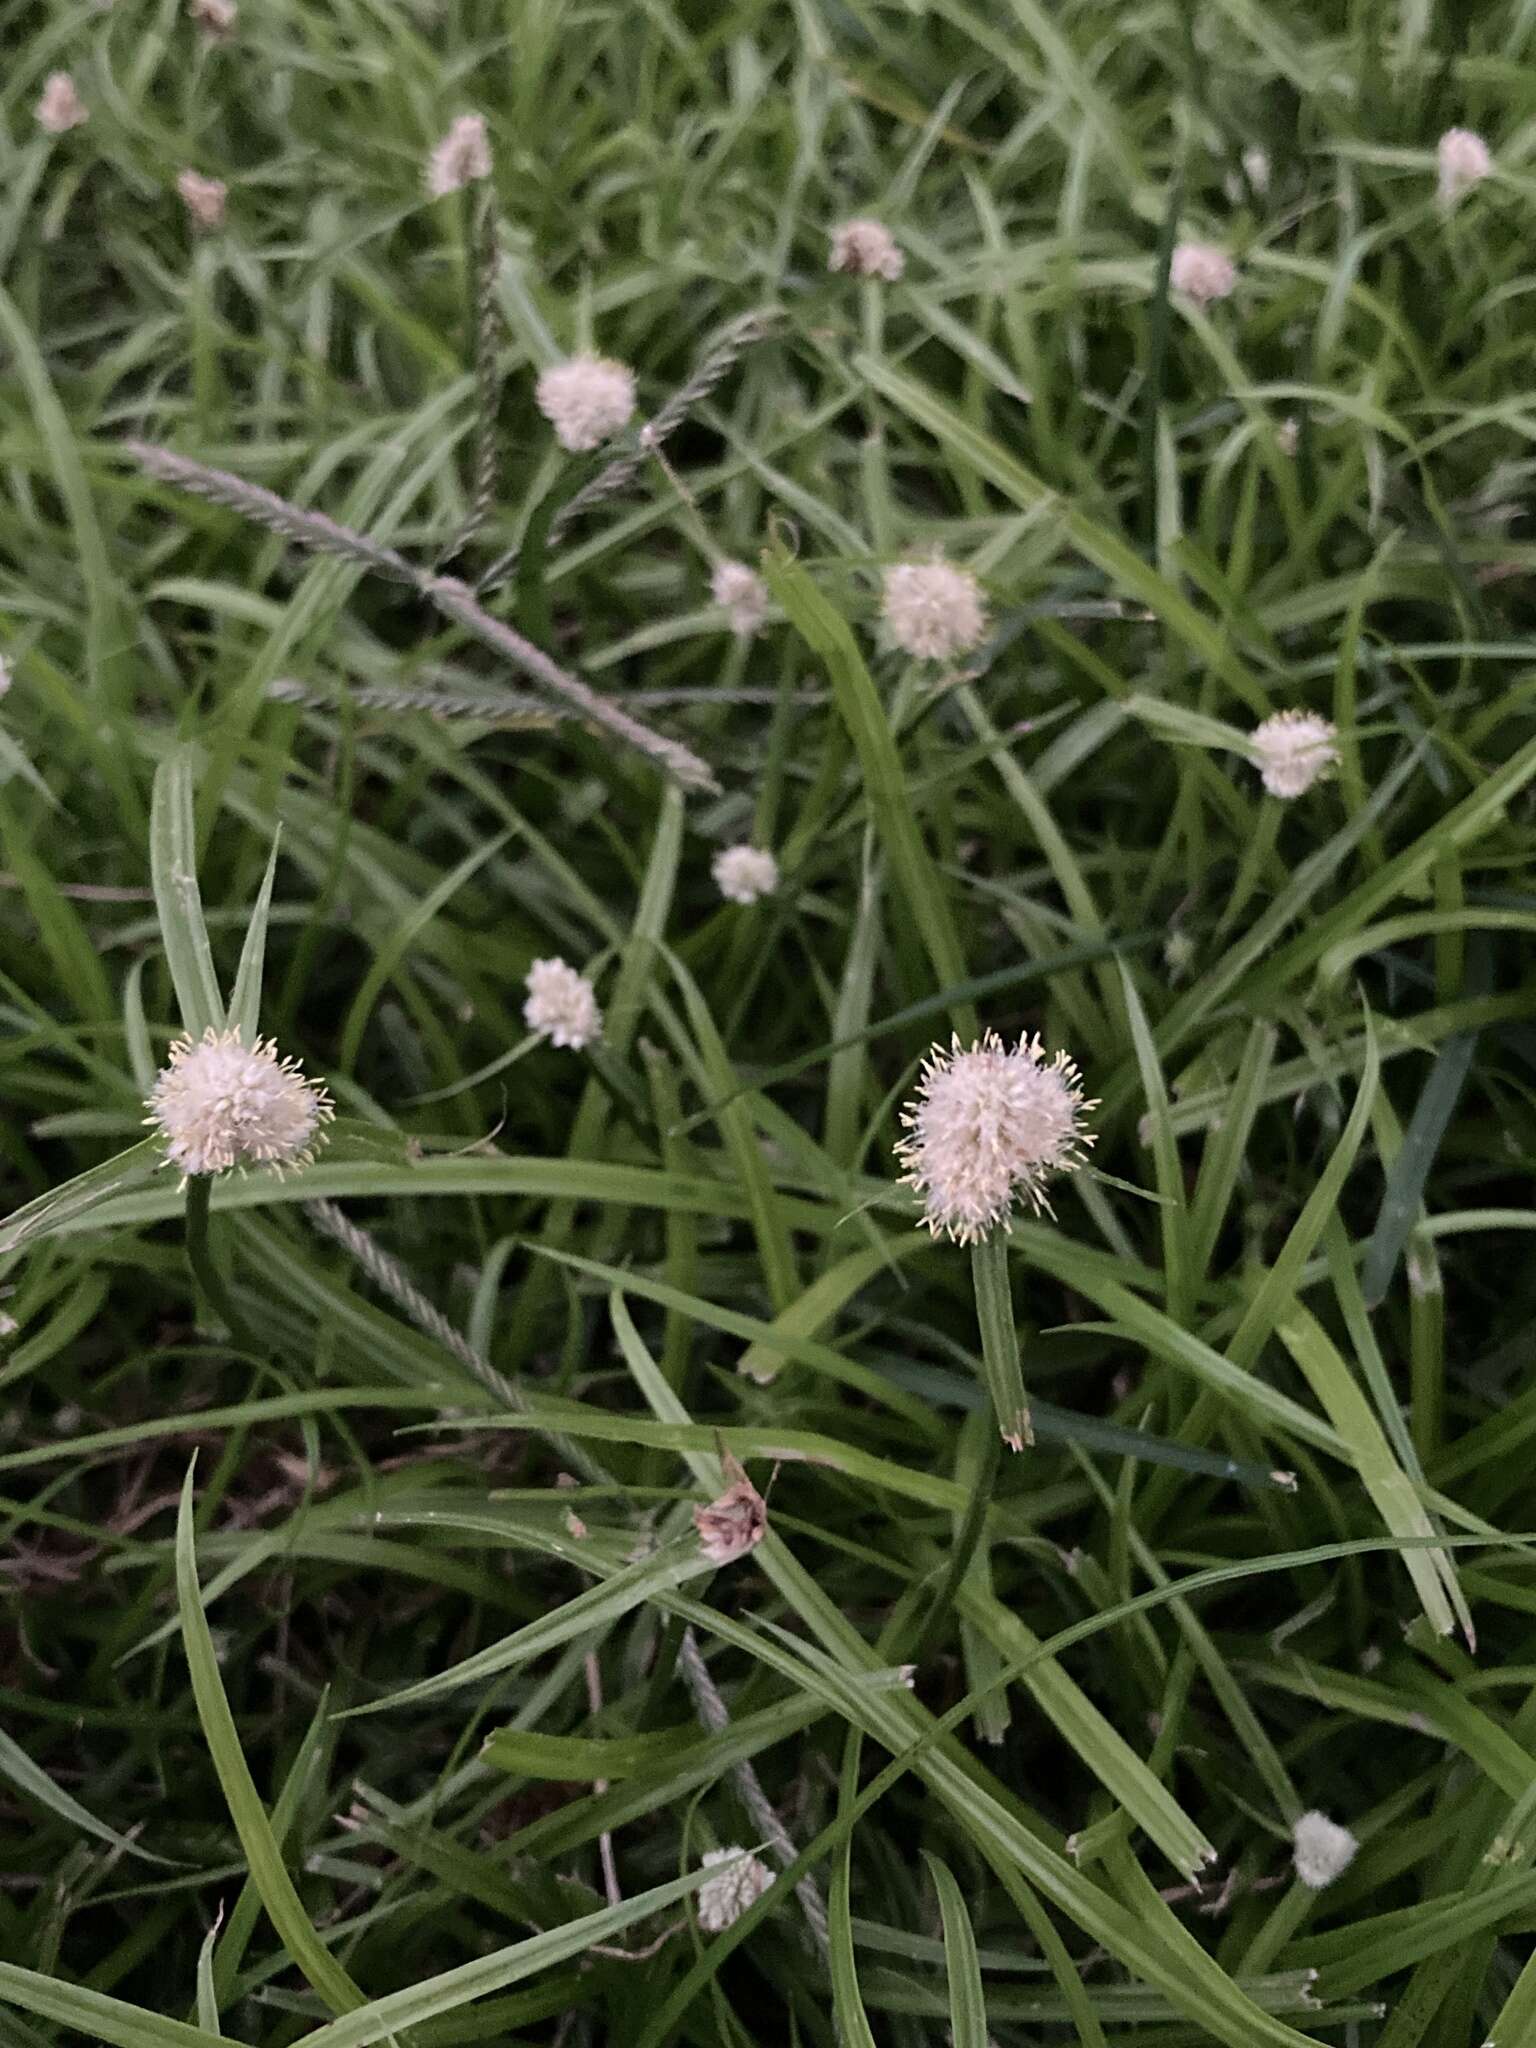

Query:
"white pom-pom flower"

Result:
[[426, 113, 492, 198], [535, 355, 637, 453], [189, 0, 237, 31], [177, 169, 227, 229], [1292, 1811, 1358, 1890], [146, 1028, 332, 1179], [1170, 241, 1237, 305], [1250, 709, 1338, 798], [896, 1032, 1094, 1245], [712, 844, 778, 905], [881, 556, 988, 661], [829, 217, 905, 281], [1437, 127, 1492, 207], [523, 958, 602, 1050], [696, 1847, 774, 1932], [711, 559, 769, 638], [36, 73, 87, 134]]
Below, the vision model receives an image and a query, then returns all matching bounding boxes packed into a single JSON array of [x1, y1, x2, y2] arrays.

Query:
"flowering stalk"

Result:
[[971, 1230, 1032, 1451], [182, 1175, 254, 1355]]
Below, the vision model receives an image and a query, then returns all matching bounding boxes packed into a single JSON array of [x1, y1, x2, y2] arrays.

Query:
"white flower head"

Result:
[[1250, 709, 1338, 798], [1292, 1810, 1358, 1890], [1437, 127, 1492, 207], [693, 1454, 767, 1566], [188, 0, 237, 31], [426, 113, 492, 198], [696, 1846, 774, 1931], [177, 169, 227, 230], [896, 1031, 1095, 1245], [146, 1027, 332, 1178], [37, 73, 87, 134], [712, 843, 778, 905], [523, 957, 602, 1050], [535, 354, 636, 453], [829, 217, 904, 281], [1170, 241, 1237, 305], [881, 556, 988, 662], [711, 558, 769, 638]]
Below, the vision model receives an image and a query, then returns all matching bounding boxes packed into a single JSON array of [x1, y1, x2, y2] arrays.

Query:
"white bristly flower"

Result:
[[1437, 127, 1492, 207], [1292, 1811, 1358, 1890], [880, 556, 988, 661], [177, 169, 227, 229], [696, 1847, 774, 1932], [711, 558, 769, 637], [896, 1032, 1095, 1245], [1250, 709, 1338, 798], [829, 217, 905, 281], [36, 72, 87, 134], [426, 113, 492, 197], [189, 0, 237, 30], [146, 1028, 332, 1178], [522, 957, 602, 1050], [712, 843, 778, 905], [535, 354, 636, 452], [1170, 241, 1237, 305]]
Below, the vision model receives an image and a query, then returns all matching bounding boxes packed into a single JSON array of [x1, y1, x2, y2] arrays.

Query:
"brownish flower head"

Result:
[[693, 1454, 767, 1566]]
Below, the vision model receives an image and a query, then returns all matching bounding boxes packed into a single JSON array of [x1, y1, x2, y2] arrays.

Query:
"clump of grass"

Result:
[[3, 2, 1536, 2044]]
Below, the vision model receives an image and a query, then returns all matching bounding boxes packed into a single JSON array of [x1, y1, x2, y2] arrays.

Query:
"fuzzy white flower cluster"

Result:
[[189, 0, 237, 30], [146, 1029, 332, 1178], [1250, 709, 1338, 798], [829, 217, 905, 281], [1437, 127, 1491, 207], [1292, 1810, 1358, 1890], [37, 73, 87, 134], [1170, 241, 1237, 305], [535, 355, 636, 452], [523, 958, 602, 1050], [881, 556, 988, 661], [696, 1847, 774, 1931], [177, 169, 227, 230], [896, 1032, 1094, 1245], [426, 113, 492, 197], [711, 559, 769, 638], [712, 843, 778, 905]]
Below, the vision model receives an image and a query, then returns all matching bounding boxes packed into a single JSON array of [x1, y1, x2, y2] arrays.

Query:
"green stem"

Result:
[[906, 1424, 1002, 1667], [184, 1175, 256, 1355]]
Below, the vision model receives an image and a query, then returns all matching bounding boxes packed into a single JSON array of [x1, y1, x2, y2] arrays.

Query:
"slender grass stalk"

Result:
[[182, 1176, 255, 1355]]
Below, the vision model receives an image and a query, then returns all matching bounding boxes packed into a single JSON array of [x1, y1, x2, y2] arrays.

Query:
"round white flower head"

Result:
[[896, 1032, 1094, 1245], [535, 354, 637, 453], [711, 558, 769, 638], [881, 556, 988, 661], [147, 1028, 332, 1178], [523, 957, 602, 1050], [712, 843, 778, 905], [1437, 127, 1492, 207], [1170, 241, 1237, 305], [426, 113, 492, 198], [696, 1847, 774, 1932], [1292, 1810, 1358, 1890], [829, 217, 905, 281], [1250, 709, 1338, 799], [177, 169, 227, 230], [189, 0, 237, 31], [37, 72, 87, 134]]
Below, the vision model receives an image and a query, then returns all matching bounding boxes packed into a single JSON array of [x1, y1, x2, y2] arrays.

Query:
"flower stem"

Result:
[[183, 1176, 255, 1354], [970, 1231, 1032, 1451], [906, 1421, 1001, 1667]]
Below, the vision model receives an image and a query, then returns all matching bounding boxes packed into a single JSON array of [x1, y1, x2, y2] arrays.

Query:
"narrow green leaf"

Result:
[[174, 1464, 366, 2014], [1362, 1026, 1478, 1307], [150, 750, 224, 1038], [225, 830, 282, 1044], [971, 1232, 1031, 1449], [923, 1855, 987, 2048]]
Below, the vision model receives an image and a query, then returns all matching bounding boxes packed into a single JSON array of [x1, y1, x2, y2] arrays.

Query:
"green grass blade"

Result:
[[150, 750, 224, 1039]]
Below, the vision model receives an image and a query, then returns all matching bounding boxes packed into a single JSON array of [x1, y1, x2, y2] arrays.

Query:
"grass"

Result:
[[3, 0, 1536, 2041]]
